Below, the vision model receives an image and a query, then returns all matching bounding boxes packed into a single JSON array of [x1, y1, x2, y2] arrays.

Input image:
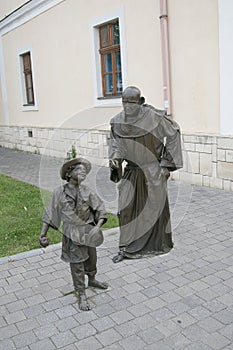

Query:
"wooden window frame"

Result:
[[99, 20, 122, 97], [21, 52, 35, 105]]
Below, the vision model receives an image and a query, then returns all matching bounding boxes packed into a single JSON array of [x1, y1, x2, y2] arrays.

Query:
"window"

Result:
[[20, 51, 35, 105], [99, 20, 122, 96]]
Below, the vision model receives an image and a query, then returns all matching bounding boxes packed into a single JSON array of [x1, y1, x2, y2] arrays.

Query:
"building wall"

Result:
[[0, 0, 27, 20], [0, 82, 4, 124], [0, 0, 232, 192], [168, 0, 220, 134], [174, 134, 233, 191], [218, 0, 233, 135], [0, 0, 220, 133], [1, 125, 233, 191]]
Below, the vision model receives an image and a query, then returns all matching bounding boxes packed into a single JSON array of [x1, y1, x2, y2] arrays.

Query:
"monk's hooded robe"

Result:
[[109, 104, 183, 258]]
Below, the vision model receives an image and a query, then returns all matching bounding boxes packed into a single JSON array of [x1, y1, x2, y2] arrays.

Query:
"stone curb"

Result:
[[0, 227, 119, 265]]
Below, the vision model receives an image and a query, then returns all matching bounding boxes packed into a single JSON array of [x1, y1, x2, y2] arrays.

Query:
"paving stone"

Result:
[[157, 280, 176, 292], [42, 299, 64, 312], [92, 292, 113, 306], [140, 286, 161, 298], [51, 330, 77, 348], [12, 330, 37, 348], [22, 304, 45, 319], [156, 319, 182, 337], [150, 307, 176, 322], [138, 327, 164, 344], [219, 323, 233, 340], [132, 314, 157, 331], [184, 341, 213, 350], [172, 312, 196, 328], [109, 296, 133, 311], [181, 324, 211, 342], [34, 324, 59, 340], [143, 296, 166, 311], [203, 299, 226, 313], [0, 324, 19, 340], [4, 310, 26, 325], [96, 328, 122, 347], [91, 315, 115, 332], [188, 305, 212, 321], [55, 315, 78, 332], [175, 285, 195, 298], [74, 310, 97, 324], [127, 302, 151, 317], [15, 318, 39, 333], [118, 335, 147, 349], [0, 293, 17, 306], [213, 309, 233, 325], [71, 323, 97, 340], [29, 338, 56, 350], [198, 316, 225, 333], [165, 332, 192, 349], [93, 303, 116, 317], [55, 304, 77, 319], [122, 282, 144, 294], [125, 291, 148, 305], [36, 310, 59, 325], [74, 336, 103, 350], [25, 294, 45, 307], [0, 339, 16, 350], [170, 275, 190, 287], [4, 282, 23, 294], [170, 301, 194, 318], [201, 331, 231, 350], [146, 340, 173, 350], [109, 309, 134, 325], [122, 272, 141, 283], [216, 292, 233, 306], [6, 299, 28, 313], [114, 320, 138, 338]]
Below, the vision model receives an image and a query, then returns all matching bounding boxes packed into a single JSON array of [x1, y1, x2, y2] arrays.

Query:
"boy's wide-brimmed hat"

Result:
[[60, 157, 91, 180]]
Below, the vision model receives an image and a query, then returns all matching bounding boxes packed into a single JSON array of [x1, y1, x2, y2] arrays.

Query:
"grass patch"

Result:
[[0, 174, 118, 258]]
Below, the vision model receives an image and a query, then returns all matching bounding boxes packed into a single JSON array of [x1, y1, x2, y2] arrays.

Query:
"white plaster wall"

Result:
[[0, 0, 224, 135], [168, 0, 220, 134], [218, 0, 233, 135], [0, 0, 27, 20]]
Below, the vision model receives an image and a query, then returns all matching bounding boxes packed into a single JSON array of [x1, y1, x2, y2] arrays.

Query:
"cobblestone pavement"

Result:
[[0, 147, 233, 350]]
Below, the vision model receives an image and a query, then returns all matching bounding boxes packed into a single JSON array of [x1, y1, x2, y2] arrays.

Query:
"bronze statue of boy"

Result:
[[39, 157, 108, 311]]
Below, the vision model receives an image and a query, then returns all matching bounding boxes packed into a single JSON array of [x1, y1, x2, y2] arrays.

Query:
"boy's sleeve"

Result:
[[42, 189, 61, 230], [89, 191, 108, 225]]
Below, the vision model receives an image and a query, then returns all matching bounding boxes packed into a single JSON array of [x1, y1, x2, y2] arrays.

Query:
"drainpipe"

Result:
[[159, 0, 172, 117]]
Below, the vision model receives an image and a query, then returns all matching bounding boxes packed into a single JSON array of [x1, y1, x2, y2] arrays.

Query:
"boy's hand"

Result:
[[39, 236, 49, 248], [89, 226, 101, 236]]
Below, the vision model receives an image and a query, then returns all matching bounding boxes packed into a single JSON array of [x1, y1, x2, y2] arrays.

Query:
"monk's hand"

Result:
[[109, 159, 120, 169], [161, 167, 170, 179], [39, 235, 49, 248]]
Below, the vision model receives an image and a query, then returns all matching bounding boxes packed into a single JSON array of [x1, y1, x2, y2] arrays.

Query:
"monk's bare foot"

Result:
[[112, 252, 124, 263], [78, 293, 92, 311], [88, 278, 108, 289]]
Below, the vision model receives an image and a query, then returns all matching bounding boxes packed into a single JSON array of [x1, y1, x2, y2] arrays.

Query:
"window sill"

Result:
[[21, 104, 38, 111], [95, 95, 122, 107], [97, 95, 122, 100]]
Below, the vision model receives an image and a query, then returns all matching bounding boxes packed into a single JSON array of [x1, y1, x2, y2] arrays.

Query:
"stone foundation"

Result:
[[0, 126, 233, 191], [172, 134, 233, 191]]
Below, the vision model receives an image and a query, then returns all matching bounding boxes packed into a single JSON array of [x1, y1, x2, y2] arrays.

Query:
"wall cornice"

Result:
[[0, 0, 65, 35]]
